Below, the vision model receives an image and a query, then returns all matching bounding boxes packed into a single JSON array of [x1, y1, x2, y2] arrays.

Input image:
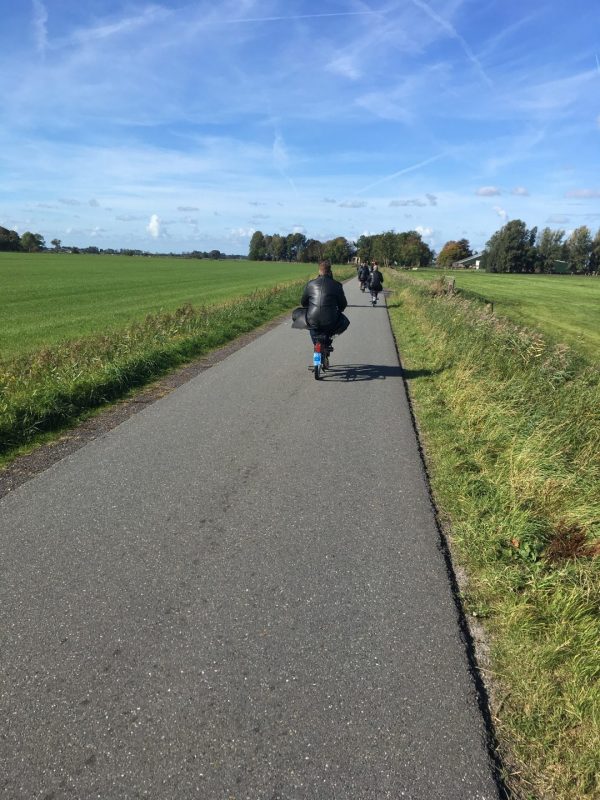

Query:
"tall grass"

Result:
[[386, 271, 600, 799], [1, 274, 355, 459]]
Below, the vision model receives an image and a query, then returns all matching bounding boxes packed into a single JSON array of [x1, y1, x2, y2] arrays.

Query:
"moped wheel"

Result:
[[314, 363, 321, 380]]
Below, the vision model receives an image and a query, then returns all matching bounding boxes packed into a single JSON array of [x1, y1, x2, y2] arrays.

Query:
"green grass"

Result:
[[386, 271, 600, 800], [408, 269, 600, 360], [0, 262, 354, 462], [0, 253, 322, 360]]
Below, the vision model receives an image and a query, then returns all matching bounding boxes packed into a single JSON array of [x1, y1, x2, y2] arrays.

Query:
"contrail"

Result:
[[224, 11, 379, 24], [596, 53, 600, 74], [409, 0, 493, 88], [354, 152, 446, 195]]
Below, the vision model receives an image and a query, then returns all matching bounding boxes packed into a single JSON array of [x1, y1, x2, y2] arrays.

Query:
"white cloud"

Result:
[[32, 0, 48, 54], [147, 214, 161, 238], [511, 187, 529, 196], [178, 205, 199, 211], [546, 215, 570, 224], [565, 189, 600, 198], [493, 206, 508, 222], [59, 197, 81, 205], [416, 225, 433, 239], [390, 198, 427, 207], [339, 200, 367, 208], [230, 227, 255, 238], [327, 55, 361, 80], [292, 225, 306, 235], [273, 133, 289, 170], [476, 186, 501, 197]]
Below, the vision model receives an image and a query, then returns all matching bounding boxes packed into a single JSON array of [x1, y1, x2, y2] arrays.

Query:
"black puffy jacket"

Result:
[[300, 275, 348, 331], [369, 269, 383, 291]]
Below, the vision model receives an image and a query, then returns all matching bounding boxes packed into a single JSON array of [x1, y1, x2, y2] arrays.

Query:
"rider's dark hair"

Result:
[[318, 260, 332, 275]]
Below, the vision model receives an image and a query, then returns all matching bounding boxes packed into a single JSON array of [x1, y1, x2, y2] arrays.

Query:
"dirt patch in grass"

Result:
[[546, 521, 600, 562]]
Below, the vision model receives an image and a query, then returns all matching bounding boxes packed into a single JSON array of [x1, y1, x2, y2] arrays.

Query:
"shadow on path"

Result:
[[322, 364, 402, 381], [402, 367, 445, 380], [321, 364, 444, 382]]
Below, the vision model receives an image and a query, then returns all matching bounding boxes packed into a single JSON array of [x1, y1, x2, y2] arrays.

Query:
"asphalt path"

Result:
[[0, 277, 501, 799]]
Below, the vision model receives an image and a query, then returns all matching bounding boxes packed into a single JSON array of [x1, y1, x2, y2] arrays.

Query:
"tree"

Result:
[[50, 238, 62, 250], [372, 230, 398, 267], [356, 234, 374, 263], [248, 231, 266, 260], [535, 228, 565, 273], [286, 232, 307, 261], [484, 220, 536, 273], [300, 239, 323, 263], [395, 231, 433, 267], [270, 234, 286, 261], [0, 225, 21, 251], [589, 228, 600, 273], [323, 236, 351, 265], [437, 239, 473, 267], [20, 231, 46, 252], [566, 226, 592, 273]]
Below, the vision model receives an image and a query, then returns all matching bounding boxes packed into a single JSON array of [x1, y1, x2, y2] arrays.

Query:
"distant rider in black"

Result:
[[368, 263, 384, 305], [300, 260, 349, 343]]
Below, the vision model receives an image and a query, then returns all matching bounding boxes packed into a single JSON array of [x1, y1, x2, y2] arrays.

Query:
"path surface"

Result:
[[0, 278, 500, 799]]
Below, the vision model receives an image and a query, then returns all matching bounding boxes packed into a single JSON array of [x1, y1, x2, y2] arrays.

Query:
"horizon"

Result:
[[1, 0, 599, 254]]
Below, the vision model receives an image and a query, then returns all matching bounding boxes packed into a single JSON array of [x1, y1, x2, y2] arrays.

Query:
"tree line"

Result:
[[437, 221, 600, 274], [0, 226, 46, 252], [483, 221, 600, 273], [249, 231, 352, 263], [0, 226, 243, 259], [249, 229, 434, 267]]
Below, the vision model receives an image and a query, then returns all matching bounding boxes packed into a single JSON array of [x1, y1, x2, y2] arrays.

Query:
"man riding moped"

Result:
[[300, 260, 349, 373]]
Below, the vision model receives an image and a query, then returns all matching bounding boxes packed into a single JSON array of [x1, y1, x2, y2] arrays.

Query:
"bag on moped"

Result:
[[291, 307, 309, 329]]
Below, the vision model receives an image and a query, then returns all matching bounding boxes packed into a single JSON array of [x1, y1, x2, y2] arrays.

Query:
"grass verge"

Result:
[[386, 271, 600, 800], [0, 270, 353, 462]]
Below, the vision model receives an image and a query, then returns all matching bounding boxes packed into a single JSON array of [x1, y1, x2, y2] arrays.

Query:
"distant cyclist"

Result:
[[357, 263, 370, 292], [368, 263, 384, 306], [300, 260, 349, 345]]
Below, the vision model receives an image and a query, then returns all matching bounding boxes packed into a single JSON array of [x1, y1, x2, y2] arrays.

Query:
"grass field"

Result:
[[411, 270, 600, 360], [0, 254, 322, 360], [387, 270, 600, 799], [0, 255, 354, 460]]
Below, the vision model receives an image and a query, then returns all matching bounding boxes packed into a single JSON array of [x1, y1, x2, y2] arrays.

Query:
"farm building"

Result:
[[451, 253, 483, 269]]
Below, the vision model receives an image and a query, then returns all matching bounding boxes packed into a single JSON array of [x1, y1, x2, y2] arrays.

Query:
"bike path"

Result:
[[0, 277, 500, 799]]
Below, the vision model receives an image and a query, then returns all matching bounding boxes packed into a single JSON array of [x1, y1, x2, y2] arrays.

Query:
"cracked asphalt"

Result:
[[0, 277, 501, 799]]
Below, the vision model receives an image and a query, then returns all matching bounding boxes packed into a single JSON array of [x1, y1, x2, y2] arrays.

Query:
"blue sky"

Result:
[[1, 0, 599, 254]]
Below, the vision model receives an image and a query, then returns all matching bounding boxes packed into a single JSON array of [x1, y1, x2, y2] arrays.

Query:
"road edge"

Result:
[[384, 292, 511, 800]]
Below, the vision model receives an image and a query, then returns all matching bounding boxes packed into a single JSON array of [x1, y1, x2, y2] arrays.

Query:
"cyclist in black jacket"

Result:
[[300, 261, 349, 343], [368, 263, 384, 305]]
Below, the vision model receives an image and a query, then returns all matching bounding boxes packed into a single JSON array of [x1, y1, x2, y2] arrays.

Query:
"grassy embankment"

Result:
[[0, 254, 353, 462], [386, 270, 599, 799], [409, 269, 600, 361]]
